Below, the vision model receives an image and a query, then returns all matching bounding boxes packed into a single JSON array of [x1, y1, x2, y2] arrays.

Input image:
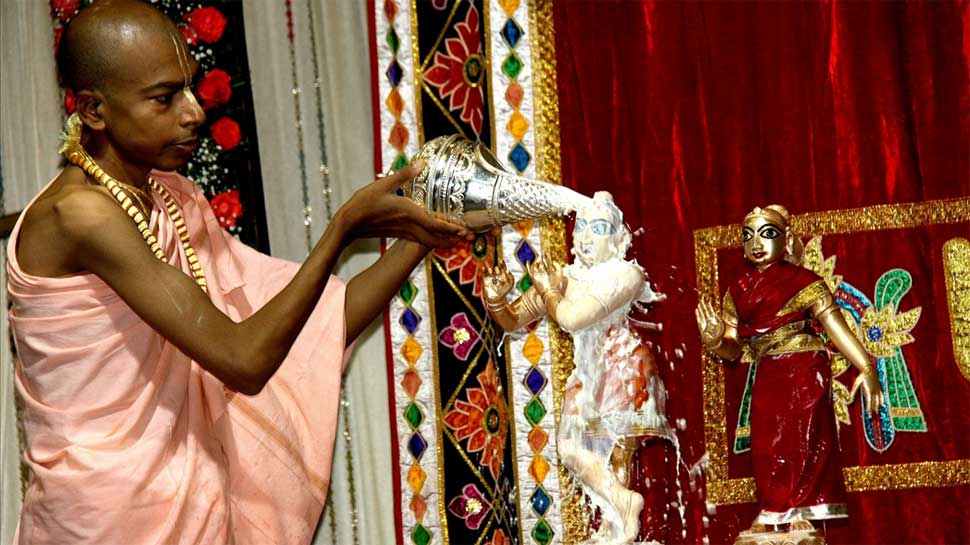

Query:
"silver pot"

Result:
[[404, 135, 589, 232]]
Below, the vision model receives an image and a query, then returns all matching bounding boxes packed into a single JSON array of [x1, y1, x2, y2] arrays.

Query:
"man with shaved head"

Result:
[[9, 1, 469, 543]]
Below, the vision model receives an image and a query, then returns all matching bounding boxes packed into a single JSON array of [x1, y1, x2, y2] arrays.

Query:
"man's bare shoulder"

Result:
[[18, 167, 133, 277]]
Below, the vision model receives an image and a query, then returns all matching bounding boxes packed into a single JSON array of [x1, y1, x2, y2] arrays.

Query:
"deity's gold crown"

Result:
[[743, 204, 790, 228]]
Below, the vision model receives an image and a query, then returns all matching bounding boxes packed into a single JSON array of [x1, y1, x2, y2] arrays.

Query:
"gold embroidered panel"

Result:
[[943, 238, 970, 381]]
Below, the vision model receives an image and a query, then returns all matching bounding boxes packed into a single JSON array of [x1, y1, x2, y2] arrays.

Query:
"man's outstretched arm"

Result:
[[344, 240, 431, 348], [58, 163, 467, 395]]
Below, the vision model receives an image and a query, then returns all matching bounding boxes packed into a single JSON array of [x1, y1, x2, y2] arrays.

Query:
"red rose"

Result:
[[179, 24, 198, 46], [64, 88, 76, 114], [51, 0, 80, 23], [209, 190, 242, 228], [210, 117, 241, 151], [185, 7, 227, 44], [196, 69, 232, 109]]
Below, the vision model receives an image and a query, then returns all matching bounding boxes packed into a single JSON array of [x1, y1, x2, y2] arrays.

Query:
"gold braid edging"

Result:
[[530, 0, 589, 541], [943, 238, 970, 380], [776, 279, 831, 317]]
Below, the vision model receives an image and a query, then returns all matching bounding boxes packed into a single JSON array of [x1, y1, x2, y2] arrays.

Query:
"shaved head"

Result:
[[57, 0, 178, 93], [54, 0, 205, 175]]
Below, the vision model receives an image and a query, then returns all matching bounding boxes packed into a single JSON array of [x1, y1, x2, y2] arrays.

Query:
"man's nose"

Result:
[[180, 88, 206, 127]]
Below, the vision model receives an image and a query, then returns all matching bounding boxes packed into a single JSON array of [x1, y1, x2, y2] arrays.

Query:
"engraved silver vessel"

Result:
[[404, 135, 589, 232]]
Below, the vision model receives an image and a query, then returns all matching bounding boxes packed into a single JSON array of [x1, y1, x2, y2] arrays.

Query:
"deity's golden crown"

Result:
[[744, 205, 790, 228]]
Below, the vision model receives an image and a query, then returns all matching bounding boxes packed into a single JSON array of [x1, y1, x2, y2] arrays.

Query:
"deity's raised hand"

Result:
[[483, 260, 515, 302], [695, 299, 726, 349], [528, 257, 563, 295]]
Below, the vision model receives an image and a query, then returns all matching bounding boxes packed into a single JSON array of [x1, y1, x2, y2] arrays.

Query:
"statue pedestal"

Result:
[[734, 525, 826, 545]]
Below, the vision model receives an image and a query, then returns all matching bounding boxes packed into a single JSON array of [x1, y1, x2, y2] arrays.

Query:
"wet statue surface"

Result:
[[484, 192, 674, 545]]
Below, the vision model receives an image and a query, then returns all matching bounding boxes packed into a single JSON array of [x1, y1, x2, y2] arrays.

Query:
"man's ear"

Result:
[[76, 90, 106, 131]]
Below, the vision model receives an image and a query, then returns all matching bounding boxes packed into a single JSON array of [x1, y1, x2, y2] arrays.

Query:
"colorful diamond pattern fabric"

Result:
[[378, 1, 443, 542], [525, 398, 546, 425], [509, 142, 531, 173], [386, 60, 404, 86], [502, 52, 524, 79], [408, 433, 428, 461], [524, 367, 546, 395], [381, 1, 561, 543], [488, 1, 560, 540], [531, 487, 551, 516], [400, 307, 421, 334], [532, 520, 554, 545], [405, 402, 424, 429], [528, 427, 548, 453], [516, 240, 536, 265], [502, 18, 523, 47]]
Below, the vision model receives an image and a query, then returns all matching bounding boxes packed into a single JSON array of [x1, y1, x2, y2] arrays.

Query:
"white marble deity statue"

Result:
[[482, 192, 673, 544]]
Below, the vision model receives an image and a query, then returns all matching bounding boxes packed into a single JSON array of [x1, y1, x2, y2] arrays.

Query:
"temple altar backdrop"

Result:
[[374, 1, 969, 545], [1, 1, 394, 544]]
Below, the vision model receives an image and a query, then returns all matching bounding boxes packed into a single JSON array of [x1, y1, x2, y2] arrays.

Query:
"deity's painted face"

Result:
[[572, 204, 619, 266], [742, 215, 787, 270]]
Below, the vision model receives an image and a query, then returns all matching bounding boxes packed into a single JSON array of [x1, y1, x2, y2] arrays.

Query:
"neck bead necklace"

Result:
[[59, 113, 208, 293]]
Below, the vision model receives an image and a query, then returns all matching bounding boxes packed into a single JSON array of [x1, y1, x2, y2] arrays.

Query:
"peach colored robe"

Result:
[[8, 171, 350, 545]]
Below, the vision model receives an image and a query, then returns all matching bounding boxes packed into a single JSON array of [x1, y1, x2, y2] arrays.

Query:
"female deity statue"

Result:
[[695, 205, 885, 542], [483, 192, 673, 544]]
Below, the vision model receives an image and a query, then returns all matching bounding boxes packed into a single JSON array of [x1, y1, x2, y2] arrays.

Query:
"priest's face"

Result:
[[742, 215, 786, 269], [86, 28, 206, 172]]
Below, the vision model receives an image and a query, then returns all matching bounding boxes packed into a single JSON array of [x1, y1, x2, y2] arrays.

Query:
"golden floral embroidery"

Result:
[[859, 305, 922, 358], [802, 236, 843, 292]]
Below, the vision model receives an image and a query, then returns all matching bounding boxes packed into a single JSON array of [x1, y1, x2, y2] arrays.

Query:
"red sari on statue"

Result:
[[725, 260, 848, 525]]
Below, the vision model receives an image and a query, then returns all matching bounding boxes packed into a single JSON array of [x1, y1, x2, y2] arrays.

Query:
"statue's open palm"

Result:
[[695, 299, 726, 347], [483, 260, 515, 301], [528, 258, 563, 294]]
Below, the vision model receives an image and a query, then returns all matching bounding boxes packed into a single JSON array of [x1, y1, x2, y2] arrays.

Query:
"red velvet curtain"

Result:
[[553, 1, 969, 544]]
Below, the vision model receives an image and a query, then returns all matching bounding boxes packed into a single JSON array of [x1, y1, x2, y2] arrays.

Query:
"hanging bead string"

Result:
[[146, 177, 208, 293], [302, 1, 360, 544], [284, 0, 314, 254], [59, 114, 208, 294], [305, 0, 334, 221]]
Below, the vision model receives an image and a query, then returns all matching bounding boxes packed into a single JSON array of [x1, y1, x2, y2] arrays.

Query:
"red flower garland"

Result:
[[179, 24, 199, 46], [196, 69, 232, 109], [63, 88, 76, 114], [53, 27, 63, 54], [210, 117, 241, 151], [185, 6, 226, 44], [51, 0, 79, 23], [209, 190, 242, 228]]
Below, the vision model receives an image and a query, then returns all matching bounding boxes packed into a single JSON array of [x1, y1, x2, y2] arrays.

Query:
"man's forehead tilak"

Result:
[[169, 31, 202, 110]]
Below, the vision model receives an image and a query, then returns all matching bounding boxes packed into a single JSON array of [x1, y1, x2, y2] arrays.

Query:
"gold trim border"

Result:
[[843, 459, 970, 491], [529, 0, 589, 541], [943, 238, 970, 380], [695, 197, 970, 505]]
